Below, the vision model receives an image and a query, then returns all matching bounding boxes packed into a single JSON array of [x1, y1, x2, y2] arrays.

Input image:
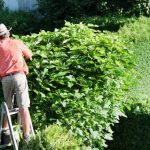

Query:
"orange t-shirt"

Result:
[[0, 38, 32, 79]]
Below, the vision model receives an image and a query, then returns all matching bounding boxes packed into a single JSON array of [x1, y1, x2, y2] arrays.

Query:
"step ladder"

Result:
[[0, 101, 35, 150]]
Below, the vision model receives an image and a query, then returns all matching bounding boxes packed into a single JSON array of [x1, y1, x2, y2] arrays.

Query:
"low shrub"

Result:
[[106, 97, 150, 150], [106, 112, 150, 150], [118, 16, 150, 43], [21, 124, 83, 150]]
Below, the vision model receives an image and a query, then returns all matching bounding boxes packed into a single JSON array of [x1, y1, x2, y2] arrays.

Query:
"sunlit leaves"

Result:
[[19, 22, 134, 149]]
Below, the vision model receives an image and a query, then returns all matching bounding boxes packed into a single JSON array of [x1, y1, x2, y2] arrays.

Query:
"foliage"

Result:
[[16, 22, 135, 149], [71, 15, 136, 32], [106, 16, 150, 150], [21, 124, 83, 150], [118, 16, 150, 43], [106, 97, 150, 150], [36, 0, 80, 29], [36, 0, 150, 29], [106, 112, 150, 150], [105, 0, 150, 16], [0, 10, 42, 35], [0, 0, 3, 10], [128, 0, 150, 16]]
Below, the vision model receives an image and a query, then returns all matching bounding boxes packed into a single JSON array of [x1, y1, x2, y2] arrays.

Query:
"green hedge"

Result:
[[14, 22, 134, 149], [106, 113, 150, 150]]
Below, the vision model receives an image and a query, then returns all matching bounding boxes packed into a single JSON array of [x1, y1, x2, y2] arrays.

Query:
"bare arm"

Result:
[[17, 40, 33, 60]]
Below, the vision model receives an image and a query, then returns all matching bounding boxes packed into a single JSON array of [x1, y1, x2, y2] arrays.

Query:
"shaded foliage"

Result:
[[107, 113, 150, 150], [36, 0, 150, 29]]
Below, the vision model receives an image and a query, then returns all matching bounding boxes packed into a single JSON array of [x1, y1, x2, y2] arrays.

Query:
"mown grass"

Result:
[[118, 16, 150, 99], [107, 16, 150, 150]]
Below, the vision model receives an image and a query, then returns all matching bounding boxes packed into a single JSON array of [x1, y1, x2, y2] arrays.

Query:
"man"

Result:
[[0, 23, 32, 144]]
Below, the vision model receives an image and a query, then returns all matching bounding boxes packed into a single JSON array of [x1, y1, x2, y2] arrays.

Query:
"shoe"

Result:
[[24, 135, 31, 144], [1, 129, 11, 145]]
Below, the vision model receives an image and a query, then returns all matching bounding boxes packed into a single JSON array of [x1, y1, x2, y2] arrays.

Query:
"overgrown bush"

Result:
[[15, 22, 134, 149], [21, 125, 83, 150]]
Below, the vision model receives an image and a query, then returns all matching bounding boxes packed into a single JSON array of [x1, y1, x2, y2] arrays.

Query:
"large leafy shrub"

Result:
[[18, 22, 134, 149], [21, 124, 83, 150]]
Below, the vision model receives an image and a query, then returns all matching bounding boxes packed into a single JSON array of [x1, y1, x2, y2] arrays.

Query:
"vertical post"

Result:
[[0, 105, 4, 144]]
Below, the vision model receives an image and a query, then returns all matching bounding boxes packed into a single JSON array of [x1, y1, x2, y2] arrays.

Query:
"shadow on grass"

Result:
[[106, 113, 150, 150]]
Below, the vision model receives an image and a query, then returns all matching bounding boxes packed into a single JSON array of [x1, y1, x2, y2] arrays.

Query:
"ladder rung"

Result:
[[9, 108, 19, 115], [0, 102, 35, 150], [9, 112, 19, 115], [1, 108, 19, 115], [9, 108, 19, 113], [0, 143, 12, 148]]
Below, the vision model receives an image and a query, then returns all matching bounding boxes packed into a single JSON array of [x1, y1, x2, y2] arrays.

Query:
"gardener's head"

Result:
[[0, 24, 11, 39]]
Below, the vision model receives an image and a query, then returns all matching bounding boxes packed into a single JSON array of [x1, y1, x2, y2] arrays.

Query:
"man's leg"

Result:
[[3, 116, 9, 129], [1, 75, 13, 129], [1, 76, 14, 145], [19, 106, 31, 137], [14, 73, 31, 140]]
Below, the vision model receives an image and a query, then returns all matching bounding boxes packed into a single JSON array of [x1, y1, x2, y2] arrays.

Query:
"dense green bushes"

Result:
[[36, 0, 150, 28], [72, 15, 136, 32], [1, 1, 150, 35], [16, 22, 135, 149], [0, 9, 134, 34], [21, 125, 83, 150], [107, 112, 150, 150], [0, 10, 42, 35], [0, 3, 148, 148]]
